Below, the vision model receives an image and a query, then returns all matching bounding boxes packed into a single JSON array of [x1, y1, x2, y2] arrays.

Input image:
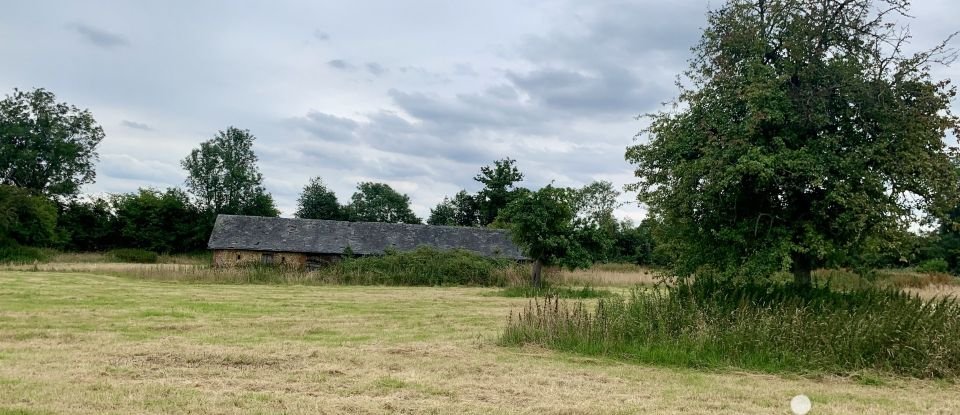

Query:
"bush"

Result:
[[0, 245, 55, 263], [501, 279, 960, 378], [316, 247, 519, 286], [0, 185, 58, 247], [917, 258, 950, 274], [108, 248, 159, 264]]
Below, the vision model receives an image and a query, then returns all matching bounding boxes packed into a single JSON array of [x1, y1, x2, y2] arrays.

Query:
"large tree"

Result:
[[344, 182, 421, 224], [181, 127, 278, 217], [499, 185, 591, 286], [0, 88, 105, 198], [571, 181, 622, 262], [474, 158, 524, 225], [626, 0, 960, 286], [295, 177, 343, 220]]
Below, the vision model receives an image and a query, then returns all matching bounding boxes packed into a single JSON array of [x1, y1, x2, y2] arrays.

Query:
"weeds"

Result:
[[502, 279, 960, 378], [495, 284, 615, 299]]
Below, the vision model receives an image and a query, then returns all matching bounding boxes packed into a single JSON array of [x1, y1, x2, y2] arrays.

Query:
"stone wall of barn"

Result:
[[212, 249, 308, 268]]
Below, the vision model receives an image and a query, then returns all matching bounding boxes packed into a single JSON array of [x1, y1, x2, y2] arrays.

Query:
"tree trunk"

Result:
[[531, 259, 543, 288], [791, 253, 812, 288]]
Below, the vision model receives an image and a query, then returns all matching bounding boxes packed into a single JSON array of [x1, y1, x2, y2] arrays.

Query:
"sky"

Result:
[[2, 0, 959, 220]]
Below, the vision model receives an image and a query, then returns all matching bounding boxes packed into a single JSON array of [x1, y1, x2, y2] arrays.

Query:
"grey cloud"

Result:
[[286, 111, 359, 142], [506, 66, 667, 115], [507, 1, 706, 117], [453, 63, 478, 77], [358, 111, 498, 165], [398, 66, 451, 83], [98, 154, 182, 184], [388, 87, 545, 133], [284, 108, 497, 166], [516, 1, 705, 65], [70, 23, 129, 48], [121, 120, 153, 131], [313, 29, 330, 41], [366, 62, 387, 76], [327, 59, 355, 71]]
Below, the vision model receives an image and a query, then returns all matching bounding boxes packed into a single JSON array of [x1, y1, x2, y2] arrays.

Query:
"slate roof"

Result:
[[207, 214, 526, 260]]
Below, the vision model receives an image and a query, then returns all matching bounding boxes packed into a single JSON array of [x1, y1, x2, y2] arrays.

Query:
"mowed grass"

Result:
[[1, 272, 960, 414]]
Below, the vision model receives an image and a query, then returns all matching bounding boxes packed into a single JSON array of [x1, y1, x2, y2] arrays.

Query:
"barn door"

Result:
[[261, 253, 274, 265]]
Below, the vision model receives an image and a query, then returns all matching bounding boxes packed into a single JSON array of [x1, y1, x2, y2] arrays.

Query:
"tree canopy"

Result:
[[499, 185, 591, 286], [626, 0, 960, 285], [181, 127, 278, 217], [474, 158, 524, 225], [57, 197, 117, 252], [0, 185, 57, 247], [427, 197, 457, 226], [0, 88, 104, 198], [295, 177, 343, 220], [427, 190, 482, 227], [112, 188, 206, 253], [345, 182, 421, 224]]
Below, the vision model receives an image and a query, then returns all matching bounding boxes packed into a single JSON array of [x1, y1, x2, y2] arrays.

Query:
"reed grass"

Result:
[[502, 279, 960, 378]]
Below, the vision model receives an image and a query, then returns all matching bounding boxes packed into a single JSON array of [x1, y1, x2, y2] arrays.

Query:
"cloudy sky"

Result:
[[2, 1, 958, 219]]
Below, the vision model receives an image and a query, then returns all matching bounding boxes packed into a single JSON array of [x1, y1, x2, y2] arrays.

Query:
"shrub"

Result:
[[108, 248, 159, 264], [0, 185, 58, 247], [501, 279, 960, 378], [917, 258, 950, 274], [0, 245, 55, 263], [316, 247, 521, 286]]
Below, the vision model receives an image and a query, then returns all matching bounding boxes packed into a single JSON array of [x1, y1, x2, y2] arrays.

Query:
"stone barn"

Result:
[[207, 214, 525, 269]]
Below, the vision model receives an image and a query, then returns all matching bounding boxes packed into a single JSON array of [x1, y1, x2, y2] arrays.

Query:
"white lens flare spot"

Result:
[[791, 394, 812, 415]]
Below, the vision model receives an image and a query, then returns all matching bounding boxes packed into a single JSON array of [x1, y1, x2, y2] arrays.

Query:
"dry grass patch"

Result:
[[906, 284, 960, 300], [1, 271, 960, 414], [552, 264, 661, 287]]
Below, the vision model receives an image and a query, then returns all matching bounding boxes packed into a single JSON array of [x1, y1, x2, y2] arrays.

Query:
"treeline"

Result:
[[296, 158, 665, 266]]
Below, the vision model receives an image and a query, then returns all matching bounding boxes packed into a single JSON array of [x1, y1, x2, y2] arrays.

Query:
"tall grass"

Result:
[[496, 284, 615, 299], [815, 268, 957, 290], [501, 280, 960, 378]]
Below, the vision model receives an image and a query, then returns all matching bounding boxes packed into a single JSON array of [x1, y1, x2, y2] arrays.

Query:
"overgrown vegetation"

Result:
[[0, 245, 54, 263], [502, 280, 960, 378], [323, 248, 520, 286], [495, 284, 614, 299]]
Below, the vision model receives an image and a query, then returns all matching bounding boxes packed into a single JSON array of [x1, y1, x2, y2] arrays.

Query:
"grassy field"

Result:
[[1, 271, 959, 413]]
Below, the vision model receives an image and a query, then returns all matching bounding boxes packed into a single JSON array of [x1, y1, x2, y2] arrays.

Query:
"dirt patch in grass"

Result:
[[0, 271, 959, 414]]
